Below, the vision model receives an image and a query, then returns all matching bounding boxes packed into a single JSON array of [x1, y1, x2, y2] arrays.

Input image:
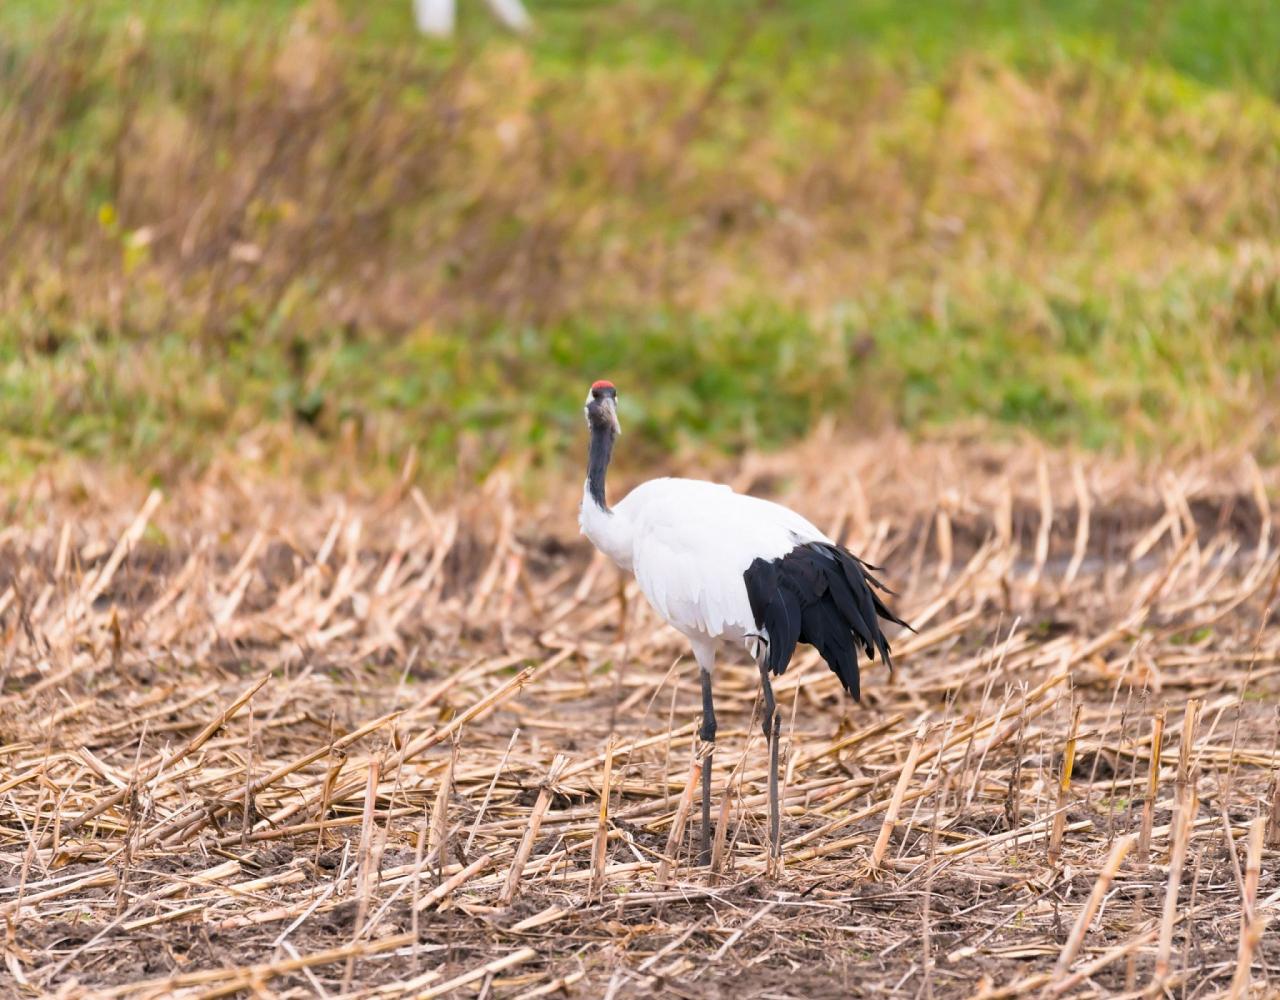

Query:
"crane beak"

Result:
[[601, 396, 621, 435]]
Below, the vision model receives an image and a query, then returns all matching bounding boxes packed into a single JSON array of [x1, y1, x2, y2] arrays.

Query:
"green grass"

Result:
[[7, 265, 1276, 485], [1, 1, 1278, 488], [4, 1, 1278, 94]]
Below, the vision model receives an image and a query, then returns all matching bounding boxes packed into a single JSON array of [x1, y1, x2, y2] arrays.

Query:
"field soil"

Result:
[[2, 434, 1279, 998]]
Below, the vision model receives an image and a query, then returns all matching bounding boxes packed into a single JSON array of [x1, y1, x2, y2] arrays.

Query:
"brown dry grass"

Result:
[[6, 10, 1280, 340], [2, 434, 1279, 998]]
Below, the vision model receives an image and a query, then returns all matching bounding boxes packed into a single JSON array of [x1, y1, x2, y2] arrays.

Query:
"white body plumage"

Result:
[[579, 476, 829, 669]]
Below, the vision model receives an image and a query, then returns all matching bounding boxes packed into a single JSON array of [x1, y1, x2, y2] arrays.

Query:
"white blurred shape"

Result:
[[413, 0, 456, 36]]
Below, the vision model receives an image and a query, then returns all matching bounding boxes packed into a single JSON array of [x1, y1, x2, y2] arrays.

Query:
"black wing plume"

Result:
[[743, 541, 912, 702]]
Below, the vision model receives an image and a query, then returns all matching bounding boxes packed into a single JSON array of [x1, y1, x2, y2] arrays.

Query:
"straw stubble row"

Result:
[[1, 442, 1277, 996]]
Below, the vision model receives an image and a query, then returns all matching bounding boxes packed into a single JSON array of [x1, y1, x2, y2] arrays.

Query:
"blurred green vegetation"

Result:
[[1, 1, 1278, 488]]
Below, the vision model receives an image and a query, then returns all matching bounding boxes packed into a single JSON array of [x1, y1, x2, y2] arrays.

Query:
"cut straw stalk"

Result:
[[591, 736, 615, 895], [343, 758, 381, 991], [465, 729, 519, 856], [1061, 461, 1091, 588], [1027, 450, 1052, 588], [513, 971, 586, 999], [0, 871, 116, 918], [1047, 701, 1081, 868], [1138, 708, 1165, 865], [1176, 698, 1200, 801], [96, 932, 414, 998], [1151, 697, 1201, 990], [1047, 834, 1134, 991], [416, 947, 538, 1000], [1152, 765, 1197, 988], [428, 743, 457, 873], [314, 747, 347, 863], [870, 720, 928, 870], [711, 898, 780, 962], [709, 784, 733, 879], [1269, 767, 1280, 849], [500, 755, 568, 905], [1228, 817, 1267, 999], [413, 853, 494, 912], [657, 745, 703, 883]]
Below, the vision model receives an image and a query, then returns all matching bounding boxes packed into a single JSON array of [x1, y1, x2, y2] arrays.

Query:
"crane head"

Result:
[[585, 380, 620, 435]]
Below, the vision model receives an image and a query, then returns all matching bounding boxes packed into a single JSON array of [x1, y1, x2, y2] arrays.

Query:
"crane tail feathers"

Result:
[[743, 541, 910, 701]]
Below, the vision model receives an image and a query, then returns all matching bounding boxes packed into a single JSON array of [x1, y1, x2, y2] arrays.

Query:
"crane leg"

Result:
[[699, 668, 717, 866], [758, 662, 781, 862]]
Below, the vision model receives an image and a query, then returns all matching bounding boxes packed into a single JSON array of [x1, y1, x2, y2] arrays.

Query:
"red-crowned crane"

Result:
[[578, 380, 910, 864]]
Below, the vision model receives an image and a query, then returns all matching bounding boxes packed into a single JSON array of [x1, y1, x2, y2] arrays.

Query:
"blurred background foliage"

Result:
[[1, 0, 1278, 489]]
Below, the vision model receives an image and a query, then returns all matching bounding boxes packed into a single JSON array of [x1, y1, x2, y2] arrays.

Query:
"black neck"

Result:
[[587, 422, 615, 511]]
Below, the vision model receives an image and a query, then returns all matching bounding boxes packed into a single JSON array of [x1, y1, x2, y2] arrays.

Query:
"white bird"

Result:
[[578, 379, 910, 863], [412, 0, 532, 37]]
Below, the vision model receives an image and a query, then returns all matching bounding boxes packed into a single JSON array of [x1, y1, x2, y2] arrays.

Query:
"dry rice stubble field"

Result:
[[2, 436, 1279, 998]]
